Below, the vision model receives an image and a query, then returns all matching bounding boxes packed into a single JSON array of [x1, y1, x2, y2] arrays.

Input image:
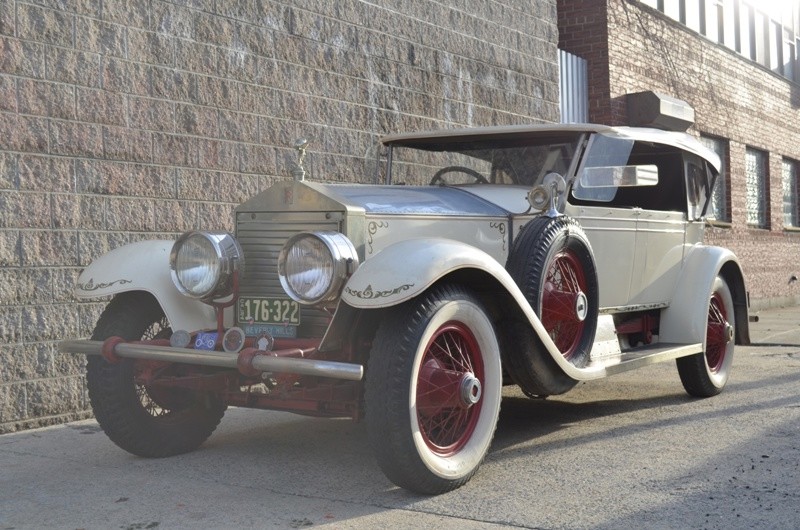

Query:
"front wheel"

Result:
[[87, 292, 226, 457], [365, 285, 502, 494], [676, 276, 735, 397]]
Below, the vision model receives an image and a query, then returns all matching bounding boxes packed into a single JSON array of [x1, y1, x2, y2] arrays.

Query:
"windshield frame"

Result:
[[383, 131, 589, 188]]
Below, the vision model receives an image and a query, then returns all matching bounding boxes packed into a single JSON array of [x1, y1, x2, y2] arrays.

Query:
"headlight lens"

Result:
[[170, 232, 243, 300], [278, 232, 358, 305]]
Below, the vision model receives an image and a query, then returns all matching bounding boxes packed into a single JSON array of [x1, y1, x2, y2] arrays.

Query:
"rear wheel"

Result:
[[86, 292, 226, 457], [676, 276, 735, 397], [365, 285, 502, 494]]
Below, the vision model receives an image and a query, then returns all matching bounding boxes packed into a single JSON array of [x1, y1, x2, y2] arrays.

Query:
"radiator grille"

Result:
[[236, 212, 341, 336]]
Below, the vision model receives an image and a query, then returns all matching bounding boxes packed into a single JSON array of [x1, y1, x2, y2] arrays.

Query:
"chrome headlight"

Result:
[[278, 232, 358, 305], [170, 231, 243, 300]]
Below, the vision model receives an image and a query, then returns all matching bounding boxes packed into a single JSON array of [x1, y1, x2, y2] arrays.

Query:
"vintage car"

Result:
[[61, 124, 750, 494]]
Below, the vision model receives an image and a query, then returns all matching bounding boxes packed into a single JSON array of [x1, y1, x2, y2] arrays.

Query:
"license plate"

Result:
[[238, 297, 301, 326]]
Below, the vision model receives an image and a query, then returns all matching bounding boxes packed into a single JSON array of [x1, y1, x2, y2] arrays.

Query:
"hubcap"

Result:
[[460, 373, 482, 406], [724, 322, 734, 343], [575, 291, 588, 322]]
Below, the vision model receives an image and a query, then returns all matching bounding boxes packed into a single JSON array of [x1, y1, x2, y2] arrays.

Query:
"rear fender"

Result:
[[659, 245, 749, 346], [75, 240, 217, 331]]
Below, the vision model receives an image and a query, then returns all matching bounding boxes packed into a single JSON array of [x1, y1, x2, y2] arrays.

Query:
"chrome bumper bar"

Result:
[[59, 339, 364, 381]]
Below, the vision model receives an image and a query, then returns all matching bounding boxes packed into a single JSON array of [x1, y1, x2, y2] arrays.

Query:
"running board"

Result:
[[580, 342, 703, 380]]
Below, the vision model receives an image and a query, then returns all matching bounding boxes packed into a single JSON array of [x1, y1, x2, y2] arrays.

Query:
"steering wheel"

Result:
[[430, 166, 488, 185]]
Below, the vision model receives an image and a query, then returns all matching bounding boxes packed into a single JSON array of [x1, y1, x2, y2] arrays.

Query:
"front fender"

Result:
[[342, 238, 509, 309], [339, 238, 595, 380], [75, 240, 216, 332], [659, 245, 747, 346]]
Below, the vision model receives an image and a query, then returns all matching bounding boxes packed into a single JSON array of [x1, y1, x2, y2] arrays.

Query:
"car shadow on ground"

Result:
[[172, 368, 799, 507], [490, 368, 800, 459], [492, 390, 686, 453], [750, 342, 800, 348], [192, 391, 682, 502]]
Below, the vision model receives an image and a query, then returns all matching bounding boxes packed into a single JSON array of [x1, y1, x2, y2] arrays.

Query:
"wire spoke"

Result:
[[416, 322, 484, 453]]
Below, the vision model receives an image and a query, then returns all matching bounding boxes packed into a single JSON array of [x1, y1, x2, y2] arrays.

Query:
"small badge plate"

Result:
[[194, 331, 218, 351]]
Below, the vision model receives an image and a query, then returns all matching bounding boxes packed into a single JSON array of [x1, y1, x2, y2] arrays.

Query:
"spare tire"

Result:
[[503, 215, 599, 396]]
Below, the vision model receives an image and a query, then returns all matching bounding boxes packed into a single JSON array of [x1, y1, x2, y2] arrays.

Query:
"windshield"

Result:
[[385, 133, 584, 187]]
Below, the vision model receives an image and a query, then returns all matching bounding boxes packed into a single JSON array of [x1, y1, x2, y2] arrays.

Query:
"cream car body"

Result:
[[62, 123, 750, 495]]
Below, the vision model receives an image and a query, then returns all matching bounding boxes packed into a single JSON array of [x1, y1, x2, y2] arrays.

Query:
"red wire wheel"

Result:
[[705, 291, 729, 373], [415, 321, 484, 456], [365, 285, 502, 495], [86, 292, 226, 458], [540, 248, 590, 361], [677, 276, 736, 397]]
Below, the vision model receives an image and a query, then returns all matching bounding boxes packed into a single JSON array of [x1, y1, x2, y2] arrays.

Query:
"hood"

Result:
[[312, 183, 521, 216], [236, 180, 527, 217]]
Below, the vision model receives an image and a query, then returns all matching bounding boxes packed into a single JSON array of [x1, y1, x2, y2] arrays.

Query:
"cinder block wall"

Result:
[[558, 0, 800, 309], [0, 1, 559, 432]]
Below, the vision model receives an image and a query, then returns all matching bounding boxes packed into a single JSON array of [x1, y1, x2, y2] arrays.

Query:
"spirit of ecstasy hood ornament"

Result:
[[291, 138, 309, 181]]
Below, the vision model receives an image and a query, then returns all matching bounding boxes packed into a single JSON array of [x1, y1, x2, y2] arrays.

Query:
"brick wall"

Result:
[[556, 0, 615, 124], [0, 0, 559, 432], [558, 0, 800, 309]]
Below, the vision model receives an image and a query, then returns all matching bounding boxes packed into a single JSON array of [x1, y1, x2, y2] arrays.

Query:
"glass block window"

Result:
[[745, 147, 769, 228], [783, 158, 799, 227], [700, 135, 729, 221]]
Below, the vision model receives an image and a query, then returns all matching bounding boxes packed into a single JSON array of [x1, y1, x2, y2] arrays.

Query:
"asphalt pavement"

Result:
[[1, 305, 799, 529]]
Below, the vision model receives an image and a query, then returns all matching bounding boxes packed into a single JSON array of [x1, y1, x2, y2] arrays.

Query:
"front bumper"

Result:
[[59, 339, 364, 381]]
